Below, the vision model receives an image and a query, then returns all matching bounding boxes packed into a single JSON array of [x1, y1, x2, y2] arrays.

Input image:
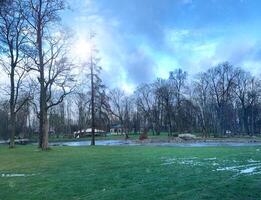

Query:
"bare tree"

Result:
[[109, 88, 125, 126], [83, 33, 106, 145], [75, 92, 90, 131], [193, 72, 212, 137], [169, 69, 188, 133], [153, 79, 173, 135], [234, 69, 254, 134], [207, 62, 238, 135], [20, 0, 74, 150], [95, 85, 110, 133], [135, 84, 154, 134], [109, 88, 132, 138], [0, 0, 31, 148]]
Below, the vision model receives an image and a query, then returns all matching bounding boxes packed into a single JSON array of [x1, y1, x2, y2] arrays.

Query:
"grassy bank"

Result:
[[0, 145, 261, 200]]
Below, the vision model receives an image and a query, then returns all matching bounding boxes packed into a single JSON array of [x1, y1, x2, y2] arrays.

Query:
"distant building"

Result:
[[110, 124, 125, 135], [73, 128, 106, 138]]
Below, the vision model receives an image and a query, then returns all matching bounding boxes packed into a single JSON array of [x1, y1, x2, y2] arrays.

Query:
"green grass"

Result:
[[0, 145, 261, 200]]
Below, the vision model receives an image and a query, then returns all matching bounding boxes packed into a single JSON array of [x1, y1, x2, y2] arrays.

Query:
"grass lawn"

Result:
[[0, 145, 261, 200]]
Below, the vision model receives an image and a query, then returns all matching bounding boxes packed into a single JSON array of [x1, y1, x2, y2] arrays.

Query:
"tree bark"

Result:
[[37, 9, 49, 150], [90, 55, 95, 146], [9, 65, 16, 148], [41, 110, 49, 150], [9, 113, 16, 148]]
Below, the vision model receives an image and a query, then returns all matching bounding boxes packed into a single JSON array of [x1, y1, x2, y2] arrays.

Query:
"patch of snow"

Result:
[[187, 157, 198, 159], [204, 157, 216, 161], [216, 166, 238, 171], [178, 160, 202, 166], [162, 156, 261, 176], [1, 173, 36, 177], [162, 157, 202, 166], [247, 159, 259, 163], [161, 158, 177, 165], [161, 161, 175, 165], [240, 167, 256, 174]]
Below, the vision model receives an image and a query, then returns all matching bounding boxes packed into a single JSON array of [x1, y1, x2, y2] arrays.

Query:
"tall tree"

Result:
[[193, 72, 211, 137], [0, 0, 30, 148], [169, 69, 188, 133], [207, 62, 238, 135], [109, 88, 132, 138], [20, 0, 74, 150], [84, 33, 105, 145], [135, 84, 154, 133], [234, 69, 254, 134]]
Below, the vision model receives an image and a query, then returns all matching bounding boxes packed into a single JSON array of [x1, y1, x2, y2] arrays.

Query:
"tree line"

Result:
[[64, 62, 261, 140]]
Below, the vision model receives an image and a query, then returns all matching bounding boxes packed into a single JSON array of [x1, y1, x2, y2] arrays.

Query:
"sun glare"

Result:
[[71, 38, 92, 62], [121, 83, 135, 95]]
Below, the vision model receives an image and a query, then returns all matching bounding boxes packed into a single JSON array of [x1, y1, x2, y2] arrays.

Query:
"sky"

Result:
[[63, 0, 261, 93]]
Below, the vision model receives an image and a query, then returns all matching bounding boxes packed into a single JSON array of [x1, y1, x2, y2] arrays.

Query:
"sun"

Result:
[[71, 38, 92, 62]]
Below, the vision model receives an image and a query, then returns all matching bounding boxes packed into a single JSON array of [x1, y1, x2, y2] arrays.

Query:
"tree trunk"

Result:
[[9, 113, 16, 148], [167, 112, 172, 136], [37, 17, 49, 150], [90, 55, 95, 146], [39, 77, 49, 150], [243, 108, 249, 135], [217, 106, 223, 137], [9, 65, 15, 148], [41, 111, 49, 150]]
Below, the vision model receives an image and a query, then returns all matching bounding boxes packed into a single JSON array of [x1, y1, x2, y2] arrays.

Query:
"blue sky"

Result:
[[63, 0, 261, 93]]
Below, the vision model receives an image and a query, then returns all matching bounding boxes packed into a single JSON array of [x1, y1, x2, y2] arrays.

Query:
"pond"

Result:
[[49, 140, 136, 146], [49, 140, 261, 147]]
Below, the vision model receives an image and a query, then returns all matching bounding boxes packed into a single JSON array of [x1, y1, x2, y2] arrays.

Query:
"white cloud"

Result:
[[64, 0, 261, 92]]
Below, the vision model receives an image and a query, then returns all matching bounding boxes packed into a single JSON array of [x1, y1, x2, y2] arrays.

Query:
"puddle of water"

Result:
[[50, 140, 137, 147], [48, 140, 261, 147]]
